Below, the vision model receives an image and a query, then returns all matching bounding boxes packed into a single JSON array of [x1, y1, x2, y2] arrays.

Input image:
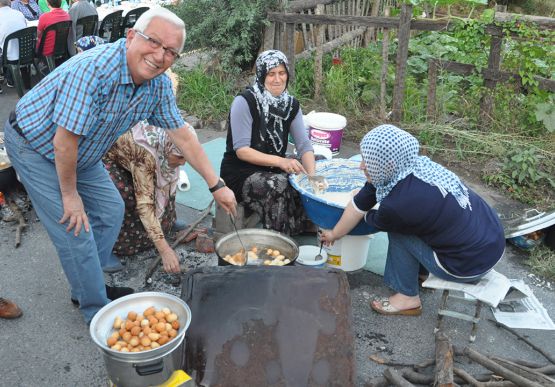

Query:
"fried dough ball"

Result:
[[107, 306, 181, 352]]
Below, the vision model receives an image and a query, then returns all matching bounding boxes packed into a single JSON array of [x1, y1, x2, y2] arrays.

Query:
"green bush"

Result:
[[175, 67, 236, 121], [168, 0, 279, 74]]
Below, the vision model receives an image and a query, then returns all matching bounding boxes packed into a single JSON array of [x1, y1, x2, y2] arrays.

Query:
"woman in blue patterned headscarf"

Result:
[[220, 50, 317, 235], [321, 125, 505, 316], [75, 35, 104, 53]]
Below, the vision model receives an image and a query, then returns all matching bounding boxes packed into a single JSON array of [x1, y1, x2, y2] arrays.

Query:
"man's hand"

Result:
[[213, 186, 237, 217], [53, 126, 87, 236], [59, 192, 90, 236]]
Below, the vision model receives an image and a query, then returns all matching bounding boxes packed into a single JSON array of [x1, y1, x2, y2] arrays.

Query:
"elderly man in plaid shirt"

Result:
[[4, 7, 237, 325]]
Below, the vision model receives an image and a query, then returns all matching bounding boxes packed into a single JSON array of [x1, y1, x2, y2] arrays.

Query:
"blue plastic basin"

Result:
[[290, 159, 378, 235]]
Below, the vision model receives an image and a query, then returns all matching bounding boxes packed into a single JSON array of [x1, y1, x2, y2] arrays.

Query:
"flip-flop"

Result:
[[370, 297, 422, 316]]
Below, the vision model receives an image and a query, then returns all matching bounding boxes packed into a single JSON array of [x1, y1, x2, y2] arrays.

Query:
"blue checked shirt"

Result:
[[15, 39, 185, 169]]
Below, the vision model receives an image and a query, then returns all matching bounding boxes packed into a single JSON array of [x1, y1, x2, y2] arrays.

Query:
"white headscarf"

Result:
[[249, 49, 295, 153], [360, 125, 472, 210]]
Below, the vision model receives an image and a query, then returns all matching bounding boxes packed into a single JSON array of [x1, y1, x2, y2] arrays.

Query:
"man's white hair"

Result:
[[134, 7, 186, 53]]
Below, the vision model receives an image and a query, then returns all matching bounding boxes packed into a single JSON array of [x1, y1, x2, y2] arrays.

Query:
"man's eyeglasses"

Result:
[[135, 30, 181, 60]]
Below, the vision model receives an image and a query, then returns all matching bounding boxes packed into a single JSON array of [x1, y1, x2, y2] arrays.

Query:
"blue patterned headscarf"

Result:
[[360, 125, 472, 210], [75, 36, 105, 52]]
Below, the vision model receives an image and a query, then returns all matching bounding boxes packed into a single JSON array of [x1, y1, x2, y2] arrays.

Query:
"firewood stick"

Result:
[[463, 347, 543, 387], [535, 365, 555, 375], [402, 369, 434, 384], [415, 358, 436, 369], [435, 330, 454, 386], [491, 357, 555, 385], [454, 367, 484, 386], [488, 356, 555, 375], [144, 199, 214, 285], [488, 319, 555, 364], [368, 353, 434, 368], [453, 368, 517, 387], [493, 357, 552, 370], [383, 368, 415, 386]]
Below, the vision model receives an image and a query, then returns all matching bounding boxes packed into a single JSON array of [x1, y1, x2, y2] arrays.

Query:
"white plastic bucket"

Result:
[[324, 234, 371, 271], [305, 112, 347, 155]]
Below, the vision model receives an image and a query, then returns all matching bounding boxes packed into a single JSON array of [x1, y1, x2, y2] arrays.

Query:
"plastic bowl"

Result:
[[296, 245, 327, 267], [289, 159, 378, 235]]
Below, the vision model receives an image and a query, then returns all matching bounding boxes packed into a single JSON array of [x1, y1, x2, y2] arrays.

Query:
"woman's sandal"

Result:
[[370, 297, 422, 316]]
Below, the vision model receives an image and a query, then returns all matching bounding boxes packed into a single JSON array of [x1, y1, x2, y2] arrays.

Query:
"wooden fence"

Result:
[[265, 3, 555, 123]]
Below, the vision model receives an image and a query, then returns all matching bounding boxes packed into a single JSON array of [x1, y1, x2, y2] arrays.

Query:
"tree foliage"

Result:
[[168, 0, 279, 74]]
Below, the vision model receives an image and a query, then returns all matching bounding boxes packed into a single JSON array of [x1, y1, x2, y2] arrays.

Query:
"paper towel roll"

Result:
[[178, 169, 190, 192]]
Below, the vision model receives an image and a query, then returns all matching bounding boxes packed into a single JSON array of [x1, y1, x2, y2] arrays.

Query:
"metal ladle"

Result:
[[229, 214, 247, 265]]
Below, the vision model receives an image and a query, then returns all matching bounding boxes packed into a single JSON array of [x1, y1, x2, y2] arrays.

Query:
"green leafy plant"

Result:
[[502, 147, 555, 188], [168, 0, 278, 74], [534, 96, 555, 133]]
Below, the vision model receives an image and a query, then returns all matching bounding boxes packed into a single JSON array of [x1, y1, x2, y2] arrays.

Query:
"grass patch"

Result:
[[175, 67, 236, 121], [525, 245, 555, 282]]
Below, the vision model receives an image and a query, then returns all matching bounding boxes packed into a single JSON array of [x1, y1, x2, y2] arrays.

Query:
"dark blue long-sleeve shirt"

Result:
[[353, 175, 505, 277]]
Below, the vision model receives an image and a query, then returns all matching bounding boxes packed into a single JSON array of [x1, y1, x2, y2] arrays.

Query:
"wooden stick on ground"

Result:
[[463, 346, 543, 387], [383, 367, 415, 386], [435, 330, 454, 387], [491, 357, 555, 385], [453, 368, 517, 387], [488, 319, 555, 364], [144, 199, 214, 286], [7, 196, 27, 248]]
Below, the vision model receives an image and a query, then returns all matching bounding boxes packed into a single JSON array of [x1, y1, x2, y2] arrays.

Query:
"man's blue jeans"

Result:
[[4, 119, 124, 323], [384, 232, 486, 297]]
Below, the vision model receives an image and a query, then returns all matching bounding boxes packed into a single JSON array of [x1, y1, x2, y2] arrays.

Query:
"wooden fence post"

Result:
[[263, 23, 276, 51], [313, 4, 325, 101], [480, 28, 503, 126], [391, 3, 412, 122], [285, 23, 296, 84], [379, 6, 390, 120], [427, 58, 438, 121], [364, 0, 381, 46]]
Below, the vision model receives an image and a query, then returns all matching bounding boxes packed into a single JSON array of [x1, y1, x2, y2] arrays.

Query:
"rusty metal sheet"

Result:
[[180, 266, 355, 386]]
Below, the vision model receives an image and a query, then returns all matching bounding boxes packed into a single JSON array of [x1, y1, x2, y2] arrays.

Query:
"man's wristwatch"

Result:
[[209, 178, 226, 193]]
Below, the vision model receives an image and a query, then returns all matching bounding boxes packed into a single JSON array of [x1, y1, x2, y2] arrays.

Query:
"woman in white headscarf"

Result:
[[321, 125, 505, 316], [220, 50, 316, 235]]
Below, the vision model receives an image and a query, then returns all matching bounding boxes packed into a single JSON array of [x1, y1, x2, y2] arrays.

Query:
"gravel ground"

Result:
[[1, 84, 554, 385], [2, 127, 554, 386]]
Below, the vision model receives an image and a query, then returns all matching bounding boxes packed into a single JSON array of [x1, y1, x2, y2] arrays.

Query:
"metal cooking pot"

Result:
[[215, 228, 299, 266], [89, 292, 192, 387]]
